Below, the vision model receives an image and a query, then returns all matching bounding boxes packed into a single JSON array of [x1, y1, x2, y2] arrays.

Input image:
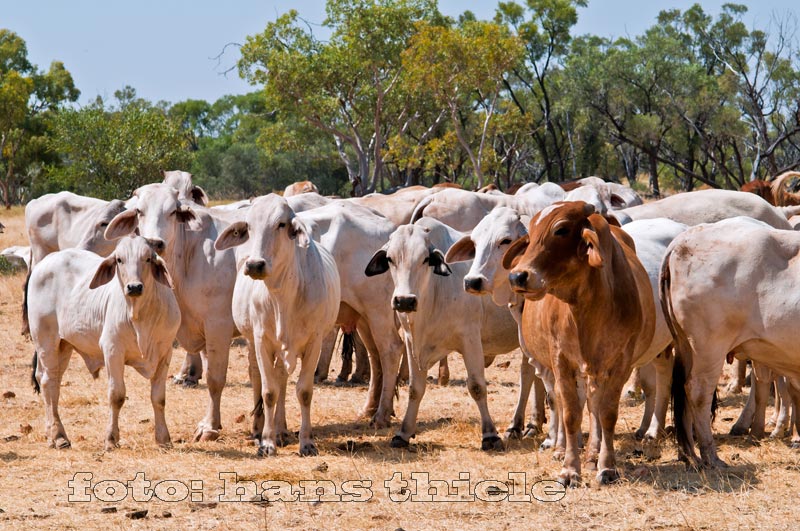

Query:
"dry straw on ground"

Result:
[[1, 206, 799, 530]]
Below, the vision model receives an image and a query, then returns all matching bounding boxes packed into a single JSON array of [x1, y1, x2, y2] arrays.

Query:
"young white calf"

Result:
[[215, 194, 340, 457], [28, 236, 180, 450]]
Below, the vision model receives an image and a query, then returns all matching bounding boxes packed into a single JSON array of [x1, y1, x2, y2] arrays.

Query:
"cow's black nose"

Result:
[[126, 283, 143, 296], [464, 276, 483, 293], [509, 271, 528, 288], [245, 259, 267, 278], [393, 295, 418, 313], [146, 238, 166, 254]]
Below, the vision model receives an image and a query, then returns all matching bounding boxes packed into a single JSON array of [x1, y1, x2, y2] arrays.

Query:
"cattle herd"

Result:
[[5, 169, 800, 487]]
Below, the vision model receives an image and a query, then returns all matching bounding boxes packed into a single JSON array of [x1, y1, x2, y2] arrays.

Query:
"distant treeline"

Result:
[[2, 0, 799, 206]]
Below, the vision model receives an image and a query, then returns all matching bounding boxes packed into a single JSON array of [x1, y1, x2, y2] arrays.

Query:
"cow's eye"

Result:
[[100, 222, 109, 228], [278, 222, 286, 229], [116, 258, 122, 264], [146, 257, 151, 263], [554, 226, 570, 237], [499, 238, 512, 246], [386, 256, 393, 265]]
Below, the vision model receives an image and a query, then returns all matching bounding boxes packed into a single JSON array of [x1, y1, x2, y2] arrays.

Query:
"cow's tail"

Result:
[[410, 194, 436, 224], [31, 351, 40, 394], [21, 266, 31, 337], [661, 245, 695, 462]]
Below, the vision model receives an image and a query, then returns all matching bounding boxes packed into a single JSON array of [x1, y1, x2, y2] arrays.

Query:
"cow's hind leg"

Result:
[[505, 356, 535, 440], [194, 324, 234, 442], [173, 352, 202, 387], [39, 341, 73, 449]]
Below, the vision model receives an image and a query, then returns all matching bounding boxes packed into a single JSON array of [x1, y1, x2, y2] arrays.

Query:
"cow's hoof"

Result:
[[481, 435, 505, 452], [539, 438, 555, 451], [791, 440, 800, 450], [257, 443, 277, 457], [181, 378, 199, 388], [275, 432, 292, 447], [552, 448, 565, 461], [369, 415, 391, 430], [523, 423, 541, 437], [729, 425, 749, 436], [558, 470, 581, 488], [597, 468, 620, 485], [504, 427, 522, 440], [157, 440, 173, 449], [199, 429, 220, 442], [52, 437, 71, 450], [300, 443, 319, 457], [634, 428, 646, 440], [390, 435, 409, 448], [104, 440, 119, 452]]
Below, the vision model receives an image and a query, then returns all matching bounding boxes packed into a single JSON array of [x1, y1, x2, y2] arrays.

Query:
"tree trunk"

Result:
[[648, 150, 660, 197]]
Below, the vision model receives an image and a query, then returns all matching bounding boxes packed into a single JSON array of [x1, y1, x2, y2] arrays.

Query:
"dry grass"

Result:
[[2, 206, 800, 531]]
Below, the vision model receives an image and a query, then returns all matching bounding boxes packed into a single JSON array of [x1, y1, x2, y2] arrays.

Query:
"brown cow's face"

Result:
[[504, 201, 601, 301]]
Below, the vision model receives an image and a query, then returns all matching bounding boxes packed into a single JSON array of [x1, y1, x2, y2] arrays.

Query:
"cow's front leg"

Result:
[[644, 351, 674, 440], [246, 339, 264, 440], [589, 369, 627, 485], [553, 356, 581, 487], [150, 351, 172, 447], [460, 342, 503, 451], [392, 350, 428, 448], [506, 356, 535, 440], [103, 347, 126, 451], [256, 345, 282, 457], [297, 339, 323, 456]]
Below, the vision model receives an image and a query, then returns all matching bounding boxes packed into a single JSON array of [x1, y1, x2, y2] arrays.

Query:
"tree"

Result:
[[0, 29, 78, 207], [48, 87, 191, 199], [403, 20, 523, 188], [495, 0, 587, 183], [239, 0, 442, 195]]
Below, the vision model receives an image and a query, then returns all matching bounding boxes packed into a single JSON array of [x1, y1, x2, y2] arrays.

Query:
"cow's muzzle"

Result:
[[245, 259, 267, 279], [392, 295, 418, 313], [464, 275, 487, 294], [126, 282, 144, 297]]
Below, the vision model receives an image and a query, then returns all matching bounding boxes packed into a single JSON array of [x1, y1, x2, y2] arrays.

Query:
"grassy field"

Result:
[[2, 205, 800, 530]]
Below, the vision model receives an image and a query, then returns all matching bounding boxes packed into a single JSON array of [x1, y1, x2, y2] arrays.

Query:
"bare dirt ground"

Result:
[[2, 206, 800, 531]]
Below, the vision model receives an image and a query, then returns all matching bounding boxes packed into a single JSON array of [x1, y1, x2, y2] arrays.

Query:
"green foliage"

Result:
[[47, 87, 191, 199]]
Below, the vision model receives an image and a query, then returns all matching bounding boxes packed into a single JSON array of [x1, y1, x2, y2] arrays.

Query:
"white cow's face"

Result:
[[104, 184, 199, 254], [79, 199, 127, 257], [90, 236, 173, 297], [214, 194, 309, 287], [446, 207, 526, 306], [365, 224, 451, 313]]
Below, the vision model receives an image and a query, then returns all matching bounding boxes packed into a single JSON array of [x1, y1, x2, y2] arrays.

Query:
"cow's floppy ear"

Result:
[[176, 205, 203, 231], [191, 185, 209, 206], [581, 227, 603, 268], [105, 209, 138, 241], [215, 221, 249, 250], [90, 254, 117, 289], [289, 217, 310, 248], [151, 254, 174, 288], [365, 247, 390, 277], [427, 248, 452, 276], [502, 235, 529, 270], [445, 235, 475, 264]]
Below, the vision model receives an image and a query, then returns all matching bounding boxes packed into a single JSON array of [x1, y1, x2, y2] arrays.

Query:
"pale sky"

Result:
[[3, 1, 797, 105]]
